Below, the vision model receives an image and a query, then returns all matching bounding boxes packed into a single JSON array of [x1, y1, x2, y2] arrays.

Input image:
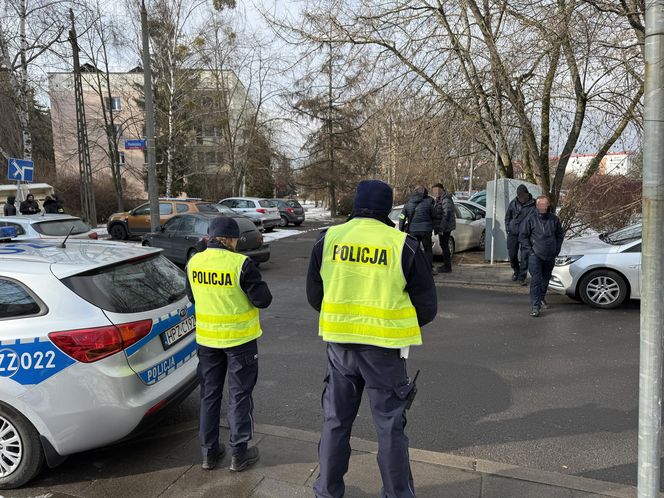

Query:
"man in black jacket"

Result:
[[505, 185, 536, 284], [432, 183, 456, 273], [519, 196, 564, 317], [3, 196, 17, 216], [399, 186, 436, 272], [19, 194, 41, 215]]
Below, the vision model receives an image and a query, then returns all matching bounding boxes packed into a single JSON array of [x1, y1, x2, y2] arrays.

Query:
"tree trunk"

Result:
[[18, 0, 31, 162]]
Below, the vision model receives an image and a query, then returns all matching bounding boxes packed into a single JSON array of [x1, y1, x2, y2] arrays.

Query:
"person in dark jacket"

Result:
[[432, 183, 456, 273], [399, 186, 436, 272], [519, 196, 564, 317], [307, 180, 437, 498], [19, 194, 41, 215], [3, 196, 17, 216], [185, 217, 272, 472], [505, 185, 536, 284], [43, 194, 65, 214]]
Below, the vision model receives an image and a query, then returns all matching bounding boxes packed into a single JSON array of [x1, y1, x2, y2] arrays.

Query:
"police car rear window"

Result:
[[61, 254, 186, 313], [32, 219, 90, 236]]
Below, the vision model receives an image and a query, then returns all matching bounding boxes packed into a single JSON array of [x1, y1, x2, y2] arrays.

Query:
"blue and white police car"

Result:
[[0, 227, 198, 488]]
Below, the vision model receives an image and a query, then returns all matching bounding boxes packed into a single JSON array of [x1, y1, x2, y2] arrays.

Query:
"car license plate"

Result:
[[297, 216, 304, 220], [160, 316, 196, 350]]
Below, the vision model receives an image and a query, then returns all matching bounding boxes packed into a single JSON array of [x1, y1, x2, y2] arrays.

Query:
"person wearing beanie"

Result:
[[505, 184, 536, 284], [307, 179, 438, 498], [3, 195, 17, 216], [185, 215, 272, 472]]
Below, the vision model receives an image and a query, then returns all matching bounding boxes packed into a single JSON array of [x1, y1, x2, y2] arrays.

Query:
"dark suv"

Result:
[[271, 199, 305, 227]]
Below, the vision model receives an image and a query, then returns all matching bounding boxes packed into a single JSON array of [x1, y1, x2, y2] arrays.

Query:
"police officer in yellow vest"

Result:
[[186, 216, 272, 471], [307, 180, 438, 498]]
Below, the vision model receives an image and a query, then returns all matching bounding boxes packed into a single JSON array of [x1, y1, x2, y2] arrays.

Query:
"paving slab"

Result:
[[249, 477, 312, 497], [159, 464, 264, 498]]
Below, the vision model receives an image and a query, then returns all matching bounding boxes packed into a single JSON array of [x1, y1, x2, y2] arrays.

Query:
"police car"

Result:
[[0, 227, 198, 488]]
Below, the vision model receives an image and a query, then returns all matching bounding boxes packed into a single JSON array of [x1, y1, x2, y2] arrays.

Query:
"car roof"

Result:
[[171, 212, 253, 221], [0, 239, 162, 278], [0, 214, 83, 224], [221, 197, 271, 201]]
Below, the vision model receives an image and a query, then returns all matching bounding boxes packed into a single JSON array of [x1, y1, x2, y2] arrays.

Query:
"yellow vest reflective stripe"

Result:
[[187, 248, 262, 348], [319, 218, 422, 348]]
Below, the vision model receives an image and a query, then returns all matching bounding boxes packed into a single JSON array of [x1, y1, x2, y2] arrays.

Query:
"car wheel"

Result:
[[109, 224, 128, 240], [279, 216, 289, 227], [579, 270, 628, 309], [448, 237, 455, 258], [264, 227, 274, 233], [0, 404, 44, 489], [478, 229, 486, 251], [294, 221, 303, 226]]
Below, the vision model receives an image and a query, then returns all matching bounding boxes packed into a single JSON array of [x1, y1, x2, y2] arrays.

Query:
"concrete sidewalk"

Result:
[[437, 252, 523, 289], [15, 422, 650, 498]]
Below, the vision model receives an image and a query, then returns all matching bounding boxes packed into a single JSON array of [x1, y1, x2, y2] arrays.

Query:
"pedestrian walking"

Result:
[[505, 185, 536, 284], [399, 185, 436, 273], [307, 179, 438, 498], [3, 196, 17, 216], [432, 183, 456, 273], [519, 196, 564, 317], [19, 194, 41, 215], [185, 217, 272, 471]]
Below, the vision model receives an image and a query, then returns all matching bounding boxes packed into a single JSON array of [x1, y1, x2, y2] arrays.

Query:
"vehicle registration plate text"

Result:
[[160, 316, 196, 350]]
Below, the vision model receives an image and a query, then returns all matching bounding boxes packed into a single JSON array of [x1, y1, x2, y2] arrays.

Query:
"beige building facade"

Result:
[[48, 67, 147, 195]]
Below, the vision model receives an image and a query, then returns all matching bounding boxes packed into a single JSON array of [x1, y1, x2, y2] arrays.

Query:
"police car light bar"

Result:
[[0, 226, 17, 240]]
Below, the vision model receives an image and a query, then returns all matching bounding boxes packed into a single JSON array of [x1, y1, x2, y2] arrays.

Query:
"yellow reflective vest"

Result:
[[187, 248, 262, 348], [319, 218, 422, 348]]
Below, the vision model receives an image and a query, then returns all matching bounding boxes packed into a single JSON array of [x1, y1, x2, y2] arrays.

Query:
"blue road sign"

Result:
[[124, 139, 146, 150], [8, 158, 34, 182]]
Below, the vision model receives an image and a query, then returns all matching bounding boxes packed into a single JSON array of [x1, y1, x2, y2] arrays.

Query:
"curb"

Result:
[[144, 421, 647, 498]]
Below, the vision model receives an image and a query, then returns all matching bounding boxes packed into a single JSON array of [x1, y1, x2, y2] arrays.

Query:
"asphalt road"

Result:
[[156, 225, 647, 488]]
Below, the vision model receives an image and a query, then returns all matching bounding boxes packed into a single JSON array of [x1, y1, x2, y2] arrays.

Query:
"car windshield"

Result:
[[32, 219, 90, 236], [601, 224, 642, 245], [62, 254, 186, 313]]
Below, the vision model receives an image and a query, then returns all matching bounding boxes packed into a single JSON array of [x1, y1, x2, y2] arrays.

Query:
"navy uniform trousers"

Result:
[[528, 254, 555, 309], [314, 343, 416, 498], [197, 339, 258, 458]]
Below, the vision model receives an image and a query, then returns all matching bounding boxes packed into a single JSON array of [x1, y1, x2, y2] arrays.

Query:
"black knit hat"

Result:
[[208, 216, 240, 238], [353, 180, 393, 216]]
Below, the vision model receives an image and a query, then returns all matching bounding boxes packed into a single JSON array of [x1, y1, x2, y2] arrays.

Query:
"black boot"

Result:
[[230, 446, 260, 472], [202, 444, 226, 470]]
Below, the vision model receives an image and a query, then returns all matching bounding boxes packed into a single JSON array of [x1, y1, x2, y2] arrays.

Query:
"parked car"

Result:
[[107, 198, 220, 240], [270, 199, 305, 227], [142, 213, 270, 266], [389, 202, 484, 257], [456, 200, 486, 250], [549, 224, 642, 309], [0, 236, 198, 488], [218, 198, 281, 232], [469, 190, 486, 207], [212, 204, 263, 230], [0, 214, 98, 240]]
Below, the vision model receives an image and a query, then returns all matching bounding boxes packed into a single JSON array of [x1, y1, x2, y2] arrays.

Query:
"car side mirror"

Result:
[[475, 214, 483, 221]]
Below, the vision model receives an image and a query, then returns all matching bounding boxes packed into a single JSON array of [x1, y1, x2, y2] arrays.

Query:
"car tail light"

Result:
[[256, 208, 267, 214], [49, 319, 153, 363], [88, 232, 98, 240], [286, 208, 294, 214]]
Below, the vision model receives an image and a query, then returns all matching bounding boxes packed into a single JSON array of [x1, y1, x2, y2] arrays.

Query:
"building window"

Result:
[[119, 152, 126, 164], [106, 96, 121, 111]]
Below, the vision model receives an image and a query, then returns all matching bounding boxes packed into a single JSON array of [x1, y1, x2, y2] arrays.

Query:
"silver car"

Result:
[[549, 224, 642, 308], [389, 202, 485, 256], [0, 233, 198, 488], [0, 214, 98, 240], [218, 197, 281, 232]]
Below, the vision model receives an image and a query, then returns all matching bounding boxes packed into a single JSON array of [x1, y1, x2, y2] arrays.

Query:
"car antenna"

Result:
[[59, 226, 75, 248]]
